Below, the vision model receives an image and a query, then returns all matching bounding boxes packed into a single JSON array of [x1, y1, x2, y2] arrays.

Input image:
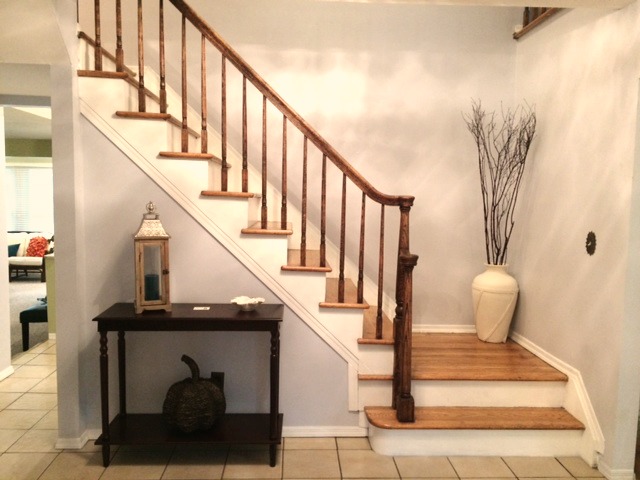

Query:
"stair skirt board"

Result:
[[368, 425, 585, 457]]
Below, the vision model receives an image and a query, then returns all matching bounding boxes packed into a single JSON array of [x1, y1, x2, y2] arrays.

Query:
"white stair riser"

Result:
[[369, 426, 584, 457], [358, 380, 566, 409], [357, 344, 393, 374]]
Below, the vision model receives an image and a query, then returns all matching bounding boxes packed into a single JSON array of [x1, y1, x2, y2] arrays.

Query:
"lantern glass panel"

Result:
[[143, 244, 162, 301]]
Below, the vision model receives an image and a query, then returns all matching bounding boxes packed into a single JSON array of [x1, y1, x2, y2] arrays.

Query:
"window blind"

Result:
[[4, 165, 54, 232]]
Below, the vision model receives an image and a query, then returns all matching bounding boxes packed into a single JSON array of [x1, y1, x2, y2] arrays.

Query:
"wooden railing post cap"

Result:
[[399, 253, 418, 268], [399, 196, 415, 209]]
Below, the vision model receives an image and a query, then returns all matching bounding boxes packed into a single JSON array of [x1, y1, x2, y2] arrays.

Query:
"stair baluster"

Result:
[[357, 193, 366, 304], [301, 137, 308, 266], [261, 95, 268, 228], [93, 0, 102, 71], [136, 0, 146, 112], [159, 0, 167, 112], [116, 0, 123, 72], [339, 174, 347, 303], [200, 35, 208, 154], [376, 205, 385, 339], [221, 57, 227, 185], [242, 77, 248, 192], [180, 15, 188, 151], [320, 155, 327, 268], [281, 117, 288, 230]]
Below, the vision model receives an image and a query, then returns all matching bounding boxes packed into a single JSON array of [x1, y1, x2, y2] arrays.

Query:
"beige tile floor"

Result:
[[0, 340, 606, 480]]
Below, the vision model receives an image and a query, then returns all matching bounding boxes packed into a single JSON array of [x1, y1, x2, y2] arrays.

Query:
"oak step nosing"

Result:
[[241, 221, 293, 236], [365, 406, 585, 431], [158, 151, 218, 162], [200, 191, 256, 199], [357, 338, 394, 345], [116, 111, 172, 120], [78, 70, 129, 79], [319, 301, 369, 310]]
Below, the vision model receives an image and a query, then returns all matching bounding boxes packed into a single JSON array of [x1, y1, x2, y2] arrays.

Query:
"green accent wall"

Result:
[[5, 138, 52, 157]]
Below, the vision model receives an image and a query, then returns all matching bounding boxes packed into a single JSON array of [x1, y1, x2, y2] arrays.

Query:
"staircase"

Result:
[[76, 0, 601, 465]]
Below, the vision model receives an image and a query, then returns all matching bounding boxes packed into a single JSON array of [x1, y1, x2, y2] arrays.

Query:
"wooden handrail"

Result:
[[83, 0, 418, 423], [513, 7, 561, 40], [168, 0, 413, 210]]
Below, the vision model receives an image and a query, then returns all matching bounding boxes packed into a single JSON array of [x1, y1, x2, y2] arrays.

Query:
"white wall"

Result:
[[513, 6, 640, 474], [182, 0, 523, 327]]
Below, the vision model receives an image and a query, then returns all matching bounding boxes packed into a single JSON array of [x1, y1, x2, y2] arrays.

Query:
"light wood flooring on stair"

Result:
[[359, 333, 568, 382], [365, 406, 584, 430]]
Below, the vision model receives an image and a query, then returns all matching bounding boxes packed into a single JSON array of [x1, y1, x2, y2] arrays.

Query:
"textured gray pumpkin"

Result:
[[162, 355, 226, 433]]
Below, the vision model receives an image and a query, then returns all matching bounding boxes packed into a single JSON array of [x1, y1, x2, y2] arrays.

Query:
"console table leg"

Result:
[[269, 325, 280, 439], [269, 444, 277, 467], [118, 331, 126, 415], [99, 330, 111, 467]]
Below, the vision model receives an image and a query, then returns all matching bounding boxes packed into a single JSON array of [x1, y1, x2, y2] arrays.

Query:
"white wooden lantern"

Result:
[[134, 201, 171, 314]]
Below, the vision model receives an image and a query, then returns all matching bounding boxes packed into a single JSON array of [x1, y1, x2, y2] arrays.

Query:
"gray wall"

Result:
[[513, 6, 640, 474]]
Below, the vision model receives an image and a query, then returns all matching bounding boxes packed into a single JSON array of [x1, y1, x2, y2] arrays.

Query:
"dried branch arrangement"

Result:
[[464, 101, 536, 265]]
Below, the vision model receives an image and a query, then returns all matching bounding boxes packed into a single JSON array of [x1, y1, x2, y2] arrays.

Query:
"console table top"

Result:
[[92, 302, 284, 331]]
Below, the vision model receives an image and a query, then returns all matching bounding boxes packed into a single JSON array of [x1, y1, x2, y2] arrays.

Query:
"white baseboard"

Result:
[[598, 459, 635, 480], [282, 426, 367, 438], [413, 324, 476, 334], [55, 430, 92, 450], [0, 366, 14, 381], [48, 333, 56, 340]]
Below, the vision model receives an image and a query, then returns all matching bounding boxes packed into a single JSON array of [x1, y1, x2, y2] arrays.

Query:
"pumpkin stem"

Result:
[[181, 354, 200, 381]]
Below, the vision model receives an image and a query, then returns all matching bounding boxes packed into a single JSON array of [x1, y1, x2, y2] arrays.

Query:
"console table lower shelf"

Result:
[[96, 413, 283, 460]]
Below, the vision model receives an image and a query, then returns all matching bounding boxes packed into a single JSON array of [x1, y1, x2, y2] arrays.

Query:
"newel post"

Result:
[[394, 252, 418, 422], [392, 200, 417, 422]]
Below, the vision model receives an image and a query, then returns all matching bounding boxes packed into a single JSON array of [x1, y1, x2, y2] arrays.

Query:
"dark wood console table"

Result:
[[93, 302, 283, 467]]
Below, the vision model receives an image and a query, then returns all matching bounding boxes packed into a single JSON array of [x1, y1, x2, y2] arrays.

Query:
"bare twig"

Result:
[[464, 100, 536, 265]]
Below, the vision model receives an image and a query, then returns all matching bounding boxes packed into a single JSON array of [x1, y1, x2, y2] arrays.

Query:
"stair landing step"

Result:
[[365, 406, 584, 431], [412, 333, 568, 382], [241, 221, 293, 235], [282, 250, 332, 273], [320, 278, 369, 309]]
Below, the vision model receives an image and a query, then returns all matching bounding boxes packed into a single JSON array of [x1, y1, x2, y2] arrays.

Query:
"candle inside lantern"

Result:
[[145, 274, 160, 300]]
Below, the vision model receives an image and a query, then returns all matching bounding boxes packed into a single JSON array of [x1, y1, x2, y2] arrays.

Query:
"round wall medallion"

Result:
[[586, 231, 596, 255]]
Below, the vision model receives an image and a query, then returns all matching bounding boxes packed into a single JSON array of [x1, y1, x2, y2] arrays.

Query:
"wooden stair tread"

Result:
[[116, 111, 172, 120], [320, 278, 369, 309], [365, 406, 585, 431], [241, 221, 293, 235], [201, 191, 256, 199], [78, 70, 129, 79], [411, 333, 568, 382], [358, 307, 393, 344], [282, 250, 331, 272], [158, 151, 219, 162]]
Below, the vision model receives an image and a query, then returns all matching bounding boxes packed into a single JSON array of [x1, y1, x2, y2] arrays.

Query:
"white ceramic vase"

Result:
[[472, 264, 519, 343]]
